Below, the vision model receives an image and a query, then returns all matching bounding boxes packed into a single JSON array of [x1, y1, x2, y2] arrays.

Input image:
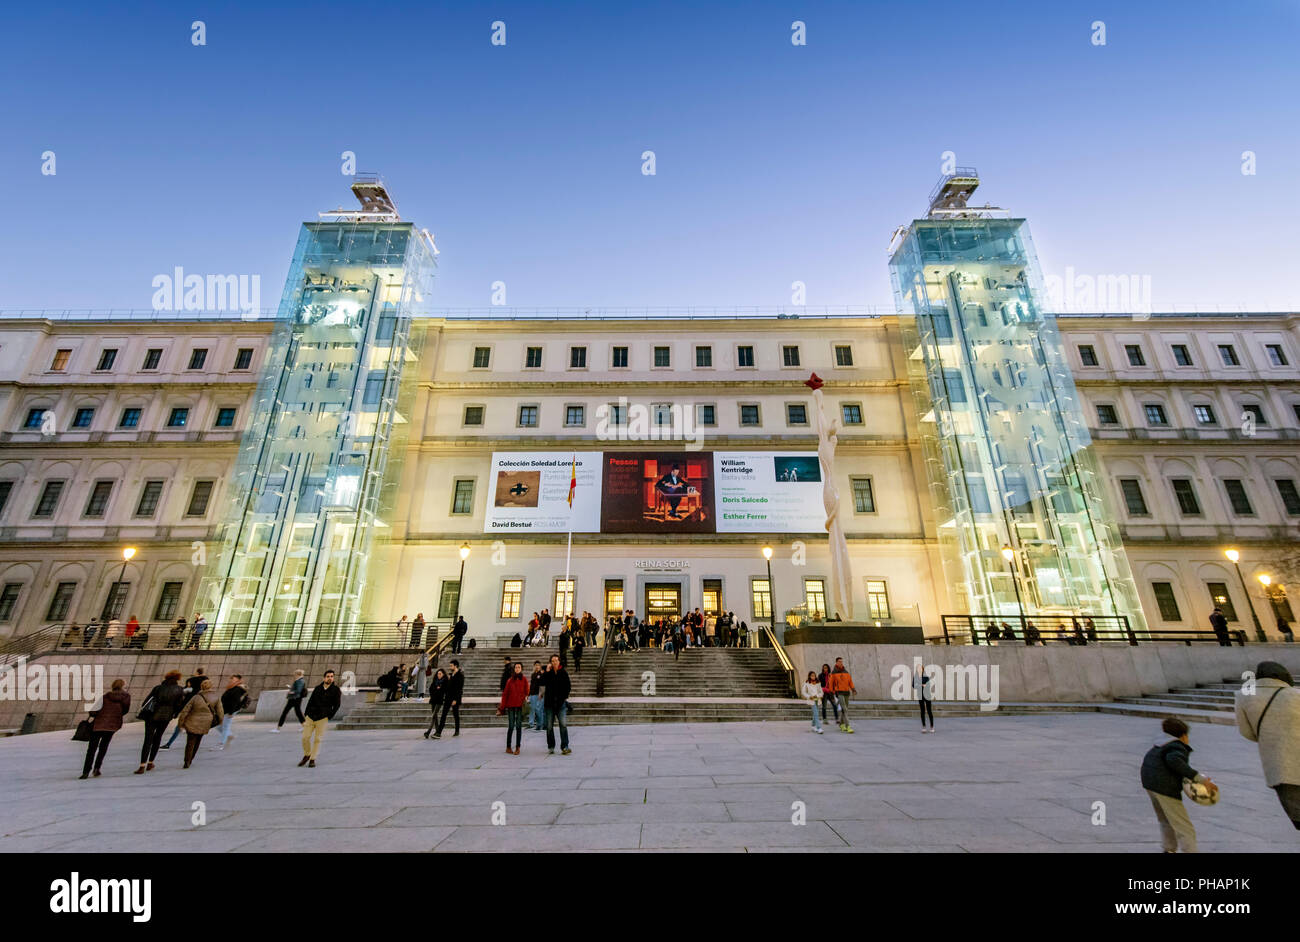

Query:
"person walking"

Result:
[[1209, 606, 1231, 646], [215, 674, 248, 749], [168, 615, 186, 649], [299, 670, 342, 767], [175, 679, 222, 770], [134, 670, 185, 773], [1140, 716, 1215, 852], [451, 614, 468, 654], [161, 667, 209, 750], [829, 657, 855, 733], [275, 670, 307, 730], [1277, 615, 1294, 643], [817, 662, 839, 725], [424, 669, 448, 738], [913, 662, 935, 733], [83, 617, 101, 648], [801, 671, 824, 734], [572, 627, 584, 673], [501, 661, 529, 755], [432, 660, 464, 739], [737, 620, 748, 648], [79, 678, 130, 778], [1234, 661, 1300, 829], [529, 660, 545, 730], [123, 615, 141, 648], [188, 613, 208, 650], [543, 653, 572, 755]]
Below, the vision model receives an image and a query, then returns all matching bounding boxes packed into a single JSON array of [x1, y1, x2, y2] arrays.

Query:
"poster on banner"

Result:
[[484, 452, 602, 532], [713, 452, 824, 532]]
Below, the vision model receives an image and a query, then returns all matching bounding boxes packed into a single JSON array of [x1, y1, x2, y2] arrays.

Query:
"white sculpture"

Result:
[[806, 373, 853, 620]]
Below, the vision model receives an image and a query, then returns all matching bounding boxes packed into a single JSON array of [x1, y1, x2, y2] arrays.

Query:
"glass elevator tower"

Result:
[[889, 169, 1146, 630], [197, 177, 435, 641]]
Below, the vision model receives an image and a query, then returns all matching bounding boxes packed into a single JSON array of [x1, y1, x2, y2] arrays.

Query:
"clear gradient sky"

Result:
[[1, 0, 1296, 313]]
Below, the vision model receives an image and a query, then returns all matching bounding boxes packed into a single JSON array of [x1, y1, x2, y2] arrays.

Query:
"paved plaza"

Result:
[[0, 713, 1294, 853]]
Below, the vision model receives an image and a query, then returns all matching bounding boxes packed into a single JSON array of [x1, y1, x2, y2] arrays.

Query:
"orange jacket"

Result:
[[828, 668, 854, 693]]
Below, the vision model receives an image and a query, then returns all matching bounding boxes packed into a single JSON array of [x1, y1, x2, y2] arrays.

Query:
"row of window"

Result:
[[1080, 341, 1290, 370], [0, 578, 187, 624], [21, 405, 238, 432], [469, 342, 856, 372], [0, 478, 215, 522], [1094, 401, 1295, 429], [48, 346, 254, 374], [1148, 579, 1293, 624], [1118, 476, 1300, 518], [462, 401, 868, 429]]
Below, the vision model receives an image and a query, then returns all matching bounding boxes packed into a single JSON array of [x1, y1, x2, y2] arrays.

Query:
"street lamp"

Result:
[[116, 546, 136, 620], [762, 545, 776, 641], [1223, 548, 1267, 642], [457, 543, 470, 620], [1258, 573, 1278, 625], [1001, 543, 1026, 632]]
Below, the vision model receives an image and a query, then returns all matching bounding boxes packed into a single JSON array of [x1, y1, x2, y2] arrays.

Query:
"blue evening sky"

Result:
[[0, 0, 1296, 312]]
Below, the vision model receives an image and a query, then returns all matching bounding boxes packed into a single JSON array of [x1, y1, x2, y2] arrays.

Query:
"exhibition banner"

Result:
[[713, 451, 825, 532], [483, 452, 602, 532]]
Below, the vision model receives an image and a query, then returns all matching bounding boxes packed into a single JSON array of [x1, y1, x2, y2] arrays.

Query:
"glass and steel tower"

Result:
[[889, 169, 1146, 630], [197, 177, 436, 641]]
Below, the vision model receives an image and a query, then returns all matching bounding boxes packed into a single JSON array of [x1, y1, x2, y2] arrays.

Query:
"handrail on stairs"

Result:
[[595, 623, 614, 697], [761, 623, 799, 698]]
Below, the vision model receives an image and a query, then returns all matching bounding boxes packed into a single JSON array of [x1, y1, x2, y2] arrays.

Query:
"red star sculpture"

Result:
[[803, 372, 824, 391]]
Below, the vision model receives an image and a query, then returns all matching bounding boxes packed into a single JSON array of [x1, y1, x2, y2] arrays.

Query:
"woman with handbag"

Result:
[[174, 679, 223, 769], [134, 671, 185, 773], [423, 669, 448, 739], [501, 661, 530, 755], [79, 678, 130, 779]]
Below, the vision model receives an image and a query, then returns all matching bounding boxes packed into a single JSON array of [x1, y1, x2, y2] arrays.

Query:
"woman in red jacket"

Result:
[[80, 678, 130, 779], [501, 662, 530, 755]]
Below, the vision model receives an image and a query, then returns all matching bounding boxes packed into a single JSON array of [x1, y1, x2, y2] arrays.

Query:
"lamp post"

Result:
[[1001, 544, 1026, 633], [114, 546, 136, 620], [1258, 573, 1279, 628], [762, 545, 776, 643], [1224, 548, 1267, 642], [457, 542, 470, 620]]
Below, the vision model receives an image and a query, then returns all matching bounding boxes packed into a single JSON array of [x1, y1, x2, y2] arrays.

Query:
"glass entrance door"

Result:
[[645, 584, 681, 619]]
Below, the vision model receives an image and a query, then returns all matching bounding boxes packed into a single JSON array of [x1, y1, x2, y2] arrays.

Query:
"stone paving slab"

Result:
[[0, 713, 1296, 853]]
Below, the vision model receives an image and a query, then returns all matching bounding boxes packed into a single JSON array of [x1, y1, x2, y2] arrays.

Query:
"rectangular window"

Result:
[[47, 581, 76, 621], [142, 348, 162, 370], [1171, 344, 1193, 367], [119, 408, 142, 429], [739, 404, 760, 426], [653, 346, 671, 368], [135, 480, 164, 517], [1144, 404, 1168, 426], [1241, 404, 1267, 426], [96, 349, 117, 371], [737, 345, 755, 368], [517, 405, 539, 428], [834, 345, 854, 367], [1151, 582, 1182, 622], [187, 348, 208, 370], [72, 407, 94, 429], [166, 407, 189, 428], [695, 346, 712, 368], [696, 404, 716, 427], [214, 407, 237, 428], [1218, 344, 1240, 367], [1170, 479, 1201, 516], [438, 581, 461, 619], [101, 582, 129, 621], [51, 349, 71, 371], [609, 402, 627, 426], [472, 346, 491, 369], [652, 403, 673, 427], [569, 346, 587, 368], [851, 477, 875, 514], [1125, 344, 1146, 367], [233, 347, 253, 370], [0, 583, 21, 621], [154, 582, 183, 621], [1096, 404, 1119, 425], [786, 404, 808, 425], [701, 578, 722, 615], [865, 580, 891, 620], [500, 579, 523, 619], [33, 480, 64, 517], [1119, 478, 1149, 516], [554, 579, 574, 617], [611, 346, 628, 368], [751, 578, 772, 620], [1077, 344, 1099, 367], [842, 403, 863, 425], [463, 405, 484, 427], [186, 480, 214, 516], [451, 479, 475, 515], [23, 408, 45, 429], [1223, 479, 1254, 516], [0, 481, 12, 518], [524, 347, 542, 368], [1265, 343, 1289, 367], [83, 480, 114, 517], [565, 405, 585, 427], [1193, 404, 1217, 425], [782, 345, 801, 367], [604, 579, 625, 619], [1207, 582, 1237, 621], [804, 579, 826, 619], [1275, 479, 1300, 515]]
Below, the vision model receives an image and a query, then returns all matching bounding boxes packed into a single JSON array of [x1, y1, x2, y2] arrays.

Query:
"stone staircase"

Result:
[[1103, 681, 1239, 726]]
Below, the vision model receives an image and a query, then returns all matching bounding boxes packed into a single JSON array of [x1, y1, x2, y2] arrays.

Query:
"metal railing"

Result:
[[938, 615, 1247, 647], [761, 624, 799, 698]]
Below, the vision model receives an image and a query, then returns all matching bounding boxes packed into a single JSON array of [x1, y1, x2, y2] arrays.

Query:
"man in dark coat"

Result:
[[451, 615, 468, 654], [1209, 607, 1231, 646], [299, 670, 342, 768], [433, 660, 464, 739], [543, 653, 572, 755]]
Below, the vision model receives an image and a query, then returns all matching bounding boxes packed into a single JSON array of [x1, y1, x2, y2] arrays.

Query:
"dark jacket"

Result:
[[287, 677, 307, 700], [529, 669, 543, 695], [453, 618, 468, 637], [220, 684, 248, 714], [304, 682, 342, 721], [428, 676, 446, 707], [145, 680, 185, 724], [182, 674, 208, 706], [91, 689, 131, 732], [1140, 739, 1200, 799], [544, 666, 571, 710], [500, 663, 514, 691], [444, 670, 465, 704], [1209, 612, 1229, 635]]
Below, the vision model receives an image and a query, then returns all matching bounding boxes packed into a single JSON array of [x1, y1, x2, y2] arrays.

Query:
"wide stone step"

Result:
[[1114, 696, 1233, 712]]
